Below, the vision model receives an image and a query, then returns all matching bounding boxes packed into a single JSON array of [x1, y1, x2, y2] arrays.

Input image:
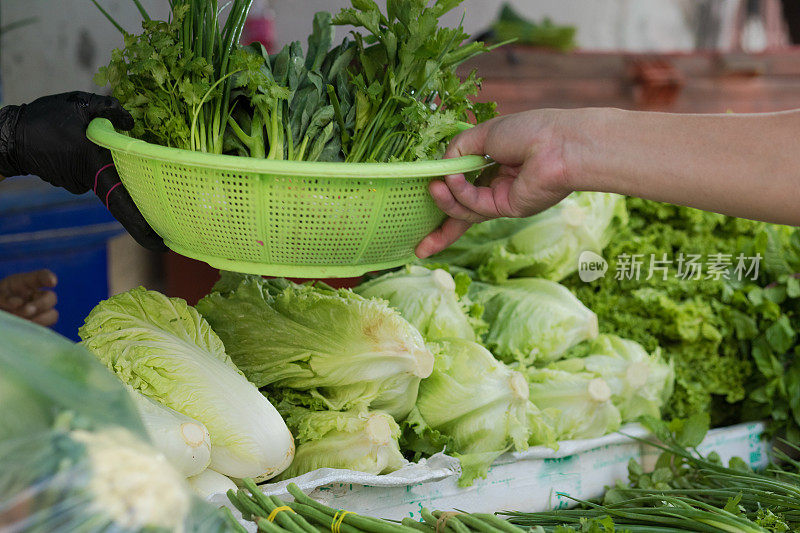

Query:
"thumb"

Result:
[[86, 94, 134, 131]]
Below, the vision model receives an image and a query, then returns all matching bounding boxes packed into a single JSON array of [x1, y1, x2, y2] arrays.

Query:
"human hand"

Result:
[[0, 92, 166, 251], [0, 269, 59, 327], [416, 109, 579, 258]]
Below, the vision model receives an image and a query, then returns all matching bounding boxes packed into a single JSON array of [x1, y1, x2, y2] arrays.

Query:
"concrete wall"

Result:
[[0, 0, 734, 106]]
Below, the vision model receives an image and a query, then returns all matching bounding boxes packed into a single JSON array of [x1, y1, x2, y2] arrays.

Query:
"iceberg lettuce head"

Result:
[[555, 334, 674, 422], [527, 367, 622, 440], [277, 406, 407, 480], [406, 338, 556, 486], [469, 278, 598, 364], [429, 192, 627, 283], [355, 265, 485, 342]]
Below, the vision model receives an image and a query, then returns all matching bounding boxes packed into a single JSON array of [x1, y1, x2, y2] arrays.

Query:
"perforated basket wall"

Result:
[[88, 119, 491, 277]]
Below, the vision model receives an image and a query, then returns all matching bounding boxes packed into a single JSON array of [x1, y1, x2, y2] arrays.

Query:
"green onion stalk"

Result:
[[93, 0, 253, 154]]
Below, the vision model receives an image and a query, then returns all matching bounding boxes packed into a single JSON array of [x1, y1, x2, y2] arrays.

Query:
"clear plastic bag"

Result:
[[0, 311, 236, 532]]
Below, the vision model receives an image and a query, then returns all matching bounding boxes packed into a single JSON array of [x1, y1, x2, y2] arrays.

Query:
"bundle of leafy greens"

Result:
[[468, 278, 598, 365], [79, 287, 295, 481], [225, 12, 347, 161], [554, 334, 674, 422], [354, 265, 485, 342], [276, 406, 407, 480], [404, 338, 556, 486], [93, 0, 255, 153], [196, 273, 434, 421], [563, 198, 800, 439], [95, 0, 498, 162], [331, 0, 497, 162], [430, 192, 628, 283]]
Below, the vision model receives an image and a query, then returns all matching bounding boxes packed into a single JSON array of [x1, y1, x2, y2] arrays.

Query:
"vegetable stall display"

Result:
[[72, 189, 798, 499], [33, 0, 798, 528]]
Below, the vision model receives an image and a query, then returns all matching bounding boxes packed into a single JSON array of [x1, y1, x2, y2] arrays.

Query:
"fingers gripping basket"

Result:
[[87, 118, 492, 277]]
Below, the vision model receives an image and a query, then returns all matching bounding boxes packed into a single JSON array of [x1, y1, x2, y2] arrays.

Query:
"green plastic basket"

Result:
[[87, 118, 492, 278]]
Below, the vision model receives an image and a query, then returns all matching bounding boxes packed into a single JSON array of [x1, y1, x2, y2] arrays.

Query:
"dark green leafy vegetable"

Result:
[[332, 0, 498, 161]]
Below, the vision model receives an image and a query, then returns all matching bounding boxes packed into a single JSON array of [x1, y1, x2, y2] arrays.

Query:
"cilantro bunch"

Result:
[[94, 0, 254, 154]]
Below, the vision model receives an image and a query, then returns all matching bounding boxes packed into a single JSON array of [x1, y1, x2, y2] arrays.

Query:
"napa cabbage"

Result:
[[79, 287, 294, 481], [197, 273, 434, 421]]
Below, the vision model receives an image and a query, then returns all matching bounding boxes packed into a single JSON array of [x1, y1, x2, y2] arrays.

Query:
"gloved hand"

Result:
[[0, 269, 58, 327], [0, 91, 166, 251]]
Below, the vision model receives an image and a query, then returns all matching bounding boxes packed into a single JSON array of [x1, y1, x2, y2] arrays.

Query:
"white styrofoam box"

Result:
[[640, 421, 769, 472], [214, 421, 769, 529]]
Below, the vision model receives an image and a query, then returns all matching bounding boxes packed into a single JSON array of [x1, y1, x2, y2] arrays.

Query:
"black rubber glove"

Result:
[[0, 91, 166, 252]]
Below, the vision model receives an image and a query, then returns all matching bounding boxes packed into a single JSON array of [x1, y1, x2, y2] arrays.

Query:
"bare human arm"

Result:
[[416, 107, 800, 258]]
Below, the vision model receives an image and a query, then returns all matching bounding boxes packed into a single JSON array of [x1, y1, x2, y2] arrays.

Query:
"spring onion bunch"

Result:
[[502, 416, 800, 533], [94, 0, 254, 153]]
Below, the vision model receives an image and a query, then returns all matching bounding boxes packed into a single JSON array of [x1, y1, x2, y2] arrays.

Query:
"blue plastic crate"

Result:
[[0, 176, 123, 341]]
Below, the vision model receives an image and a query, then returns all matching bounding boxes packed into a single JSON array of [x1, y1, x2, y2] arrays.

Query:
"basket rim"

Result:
[[87, 118, 493, 178]]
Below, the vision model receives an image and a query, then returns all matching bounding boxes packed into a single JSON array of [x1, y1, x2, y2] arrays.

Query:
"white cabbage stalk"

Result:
[[276, 408, 407, 480], [527, 368, 621, 440], [79, 287, 295, 480], [127, 386, 211, 477], [186, 469, 238, 499], [73, 428, 190, 532]]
